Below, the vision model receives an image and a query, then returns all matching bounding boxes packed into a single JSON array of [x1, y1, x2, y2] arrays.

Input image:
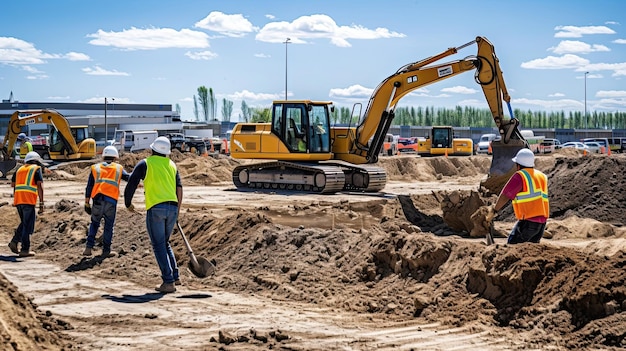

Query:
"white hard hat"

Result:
[[512, 148, 535, 167], [150, 136, 171, 155], [18, 133, 27, 140], [102, 145, 119, 159], [25, 151, 42, 163]]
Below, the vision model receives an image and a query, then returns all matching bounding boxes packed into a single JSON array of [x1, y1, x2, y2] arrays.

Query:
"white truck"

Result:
[[113, 130, 158, 153]]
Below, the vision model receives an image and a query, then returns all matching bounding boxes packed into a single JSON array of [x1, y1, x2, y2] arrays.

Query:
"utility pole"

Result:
[[585, 72, 589, 138]]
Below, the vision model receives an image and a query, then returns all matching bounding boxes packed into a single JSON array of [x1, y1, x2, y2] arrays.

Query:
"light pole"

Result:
[[284, 38, 291, 100], [584, 72, 589, 132], [104, 97, 108, 142]]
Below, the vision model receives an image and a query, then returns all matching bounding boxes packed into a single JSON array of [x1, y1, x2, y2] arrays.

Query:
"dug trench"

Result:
[[0, 149, 625, 350]]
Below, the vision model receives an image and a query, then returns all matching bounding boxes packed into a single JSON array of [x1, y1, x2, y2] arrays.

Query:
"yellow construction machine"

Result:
[[230, 36, 527, 193], [0, 109, 96, 176]]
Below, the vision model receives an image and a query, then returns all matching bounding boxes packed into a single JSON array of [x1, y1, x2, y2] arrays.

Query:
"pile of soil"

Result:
[[1, 150, 625, 350]]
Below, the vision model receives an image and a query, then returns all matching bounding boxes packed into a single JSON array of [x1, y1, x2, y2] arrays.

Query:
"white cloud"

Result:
[[549, 40, 610, 54], [195, 11, 258, 38], [265, 14, 275, 20], [184, 50, 218, 60], [549, 93, 565, 97], [521, 54, 589, 69], [329, 84, 373, 99], [554, 25, 616, 38], [256, 14, 405, 47], [596, 90, 626, 98], [513, 97, 583, 110], [441, 86, 477, 94], [0, 36, 70, 65], [64, 52, 91, 61], [87, 27, 210, 50], [47, 96, 71, 100], [614, 39, 626, 44], [228, 89, 281, 101], [254, 53, 270, 58], [82, 66, 129, 76]]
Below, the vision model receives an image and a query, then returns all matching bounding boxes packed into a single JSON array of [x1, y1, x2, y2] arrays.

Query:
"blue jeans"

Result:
[[12, 204, 36, 252], [146, 203, 179, 284], [86, 197, 117, 251], [508, 220, 546, 244]]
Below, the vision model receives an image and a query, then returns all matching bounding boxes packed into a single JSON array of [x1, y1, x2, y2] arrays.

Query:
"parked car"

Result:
[[561, 142, 589, 151], [539, 138, 561, 154], [583, 141, 602, 153]]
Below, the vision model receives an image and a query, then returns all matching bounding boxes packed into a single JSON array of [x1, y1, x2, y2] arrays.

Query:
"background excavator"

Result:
[[229, 36, 527, 194], [0, 109, 96, 176]]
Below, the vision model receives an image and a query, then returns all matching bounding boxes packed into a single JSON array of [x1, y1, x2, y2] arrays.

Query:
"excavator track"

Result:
[[232, 161, 387, 194]]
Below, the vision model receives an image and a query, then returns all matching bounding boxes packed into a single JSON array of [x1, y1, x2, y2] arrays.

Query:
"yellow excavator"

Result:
[[0, 109, 96, 176], [230, 36, 527, 193]]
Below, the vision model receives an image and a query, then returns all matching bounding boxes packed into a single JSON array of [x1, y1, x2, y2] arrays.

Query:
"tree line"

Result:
[[180, 86, 626, 129]]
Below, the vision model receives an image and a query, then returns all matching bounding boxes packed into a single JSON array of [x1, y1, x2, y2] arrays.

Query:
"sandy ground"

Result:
[[0, 149, 625, 350]]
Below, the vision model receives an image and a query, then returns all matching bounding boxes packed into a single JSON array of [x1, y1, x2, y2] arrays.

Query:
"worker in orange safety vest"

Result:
[[492, 148, 549, 244], [83, 146, 130, 258], [8, 151, 45, 257]]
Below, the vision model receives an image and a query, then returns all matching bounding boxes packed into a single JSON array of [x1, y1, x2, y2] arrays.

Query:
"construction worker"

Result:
[[8, 151, 45, 257], [83, 146, 130, 258], [124, 137, 182, 294], [492, 148, 549, 244], [18, 133, 33, 159]]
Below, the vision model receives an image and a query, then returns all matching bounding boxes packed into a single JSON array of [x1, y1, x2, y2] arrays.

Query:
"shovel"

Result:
[[486, 220, 495, 246], [176, 221, 216, 278]]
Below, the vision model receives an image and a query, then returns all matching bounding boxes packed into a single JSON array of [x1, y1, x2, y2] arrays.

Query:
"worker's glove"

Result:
[[38, 203, 44, 214], [127, 204, 135, 213], [84, 203, 92, 215]]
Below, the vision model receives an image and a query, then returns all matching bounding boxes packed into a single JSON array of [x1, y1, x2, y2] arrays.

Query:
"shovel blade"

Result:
[[188, 254, 216, 278]]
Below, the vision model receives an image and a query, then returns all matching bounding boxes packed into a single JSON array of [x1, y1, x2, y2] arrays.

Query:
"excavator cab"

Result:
[[273, 101, 332, 154]]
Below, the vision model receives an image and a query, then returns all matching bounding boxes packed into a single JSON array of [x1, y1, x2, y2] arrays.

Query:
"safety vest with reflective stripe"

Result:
[[144, 156, 178, 210], [13, 164, 41, 205], [511, 168, 549, 220], [90, 162, 124, 200]]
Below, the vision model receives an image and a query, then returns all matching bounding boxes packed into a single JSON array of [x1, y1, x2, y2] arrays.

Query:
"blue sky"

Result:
[[1, 0, 625, 122]]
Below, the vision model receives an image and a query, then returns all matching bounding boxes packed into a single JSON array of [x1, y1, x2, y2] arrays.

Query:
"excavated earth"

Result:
[[0, 148, 625, 350]]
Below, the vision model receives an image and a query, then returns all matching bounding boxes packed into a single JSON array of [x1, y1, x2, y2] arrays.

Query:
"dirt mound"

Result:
[[0, 273, 75, 350]]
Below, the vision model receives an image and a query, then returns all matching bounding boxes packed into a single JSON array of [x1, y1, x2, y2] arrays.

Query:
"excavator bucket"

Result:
[[0, 148, 17, 179], [481, 139, 526, 194]]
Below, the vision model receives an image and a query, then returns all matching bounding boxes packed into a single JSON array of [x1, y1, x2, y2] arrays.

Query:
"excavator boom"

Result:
[[0, 109, 96, 177]]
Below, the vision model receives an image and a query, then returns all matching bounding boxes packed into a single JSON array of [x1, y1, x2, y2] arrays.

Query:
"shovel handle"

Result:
[[177, 221, 194, 255]]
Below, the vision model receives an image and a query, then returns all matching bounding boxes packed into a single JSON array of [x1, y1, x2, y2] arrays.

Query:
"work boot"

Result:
[[82, 247, 92, 256], [155, 283, 176, 294], [8, 241, 18, 254], [18, 251, 36, 257], [100, 250, 117, 258]]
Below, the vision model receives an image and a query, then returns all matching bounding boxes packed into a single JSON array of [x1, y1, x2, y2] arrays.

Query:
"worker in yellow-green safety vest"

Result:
[[492, 148, 549, 244], [125, 137, 183, 294], [17, 133, 33, 159]]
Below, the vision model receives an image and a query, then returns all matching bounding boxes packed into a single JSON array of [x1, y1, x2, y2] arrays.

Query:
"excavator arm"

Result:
[[343, 36, 525, 175], [2, 109, 82, 156]]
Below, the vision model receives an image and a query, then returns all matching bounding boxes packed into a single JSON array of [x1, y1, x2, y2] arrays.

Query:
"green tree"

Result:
[[193, 96, 199, 121], [221, 98, 233, 122], [197, 86, 209, 122], [250, 107, 271, 122], [240, 101, 252, 122], [209, 88, 217, 121]]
